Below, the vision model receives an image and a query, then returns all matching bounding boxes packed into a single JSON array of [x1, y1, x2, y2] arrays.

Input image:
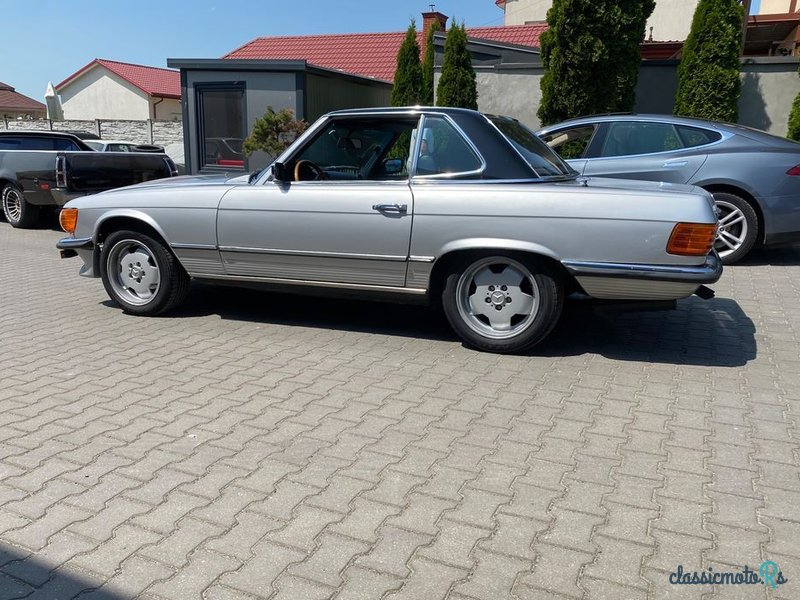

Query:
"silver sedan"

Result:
[[537, 114, 800, 264], [57, 107, 721, 353]]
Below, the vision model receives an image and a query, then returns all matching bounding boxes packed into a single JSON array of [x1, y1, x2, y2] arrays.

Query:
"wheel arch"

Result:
[[427, 241, 577, 302], [699, 183, 765, 244], [93, 211, 172, 246]]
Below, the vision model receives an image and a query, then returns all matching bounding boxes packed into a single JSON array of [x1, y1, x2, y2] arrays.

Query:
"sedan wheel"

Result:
[[100, 230, 190, 315], [1, 184, 41, 228], [712, 192, 758, 264], [442, 255, 563, 353]]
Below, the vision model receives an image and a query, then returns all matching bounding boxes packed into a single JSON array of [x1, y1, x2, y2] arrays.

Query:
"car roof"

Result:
[[326, 106, 485, 118], [537, 113, 735, 132], [0, 130, 81, 138]]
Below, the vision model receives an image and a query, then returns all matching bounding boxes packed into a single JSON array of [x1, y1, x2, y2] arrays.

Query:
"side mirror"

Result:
[[384, 158, 403, 175], [271, 161, 288, 182]]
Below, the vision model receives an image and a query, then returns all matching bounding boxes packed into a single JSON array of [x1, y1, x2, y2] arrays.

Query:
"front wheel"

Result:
[[2, 184, 41, 228], [712, 192, 758, 264], [442, 255, 564, 353], [100, 230, 190, 315]]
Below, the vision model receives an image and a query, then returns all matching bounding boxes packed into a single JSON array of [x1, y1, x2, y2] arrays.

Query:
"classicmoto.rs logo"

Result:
[[668, 561, 788, 589]]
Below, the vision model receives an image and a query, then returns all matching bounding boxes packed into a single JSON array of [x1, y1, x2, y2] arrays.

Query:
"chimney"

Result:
[[422, 11, 448, 39]]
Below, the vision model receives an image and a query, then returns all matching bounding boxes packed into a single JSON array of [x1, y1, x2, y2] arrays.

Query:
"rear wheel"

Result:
[[100, 230, 190, 315], [2, 184, 41, 228], [712, 192, 758, 264], [442, 254, 563, 353]]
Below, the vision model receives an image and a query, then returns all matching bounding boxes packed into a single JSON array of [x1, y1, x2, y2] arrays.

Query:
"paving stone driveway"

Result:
[[1, 222, 799, 600]]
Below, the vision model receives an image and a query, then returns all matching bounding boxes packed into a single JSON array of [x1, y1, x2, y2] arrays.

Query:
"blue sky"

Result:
[[1, 0, 502, 101]]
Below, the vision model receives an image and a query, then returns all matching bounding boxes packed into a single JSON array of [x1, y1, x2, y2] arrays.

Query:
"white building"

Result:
[[55, 59, 181, 121]]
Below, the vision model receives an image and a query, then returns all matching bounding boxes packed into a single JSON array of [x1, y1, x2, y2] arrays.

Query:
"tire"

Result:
[[711, 192, 758, 265], [2, 184, 41, 228], [441, 254, 564, 353], [99, 230, 190, 315]]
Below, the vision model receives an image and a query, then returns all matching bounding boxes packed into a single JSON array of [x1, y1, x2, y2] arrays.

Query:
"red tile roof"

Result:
[[224, 24, 547, 82], [56, 59, 181, 99], [0, 81, 46, 112]]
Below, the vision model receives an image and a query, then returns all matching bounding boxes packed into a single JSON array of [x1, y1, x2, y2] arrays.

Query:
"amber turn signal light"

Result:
[[667, 223, 717, 256], [59, 208, 78, 234]]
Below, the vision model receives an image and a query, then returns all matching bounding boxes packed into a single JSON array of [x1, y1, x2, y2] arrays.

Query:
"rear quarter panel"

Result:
[[409, 180, 716, 266]]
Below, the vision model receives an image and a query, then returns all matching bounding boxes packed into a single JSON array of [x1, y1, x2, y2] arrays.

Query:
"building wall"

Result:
[[759, 0, 794, 13], [150, 97, 182, 121], [500, 0, 700, 41], [468, 58, 800, 136], [59, 66, 151, 120], [305, 73, 391, 122]]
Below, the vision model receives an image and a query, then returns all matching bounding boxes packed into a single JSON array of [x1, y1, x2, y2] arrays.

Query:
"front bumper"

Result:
[[562, 252, 722, 300], [57, 237, 97, 277]]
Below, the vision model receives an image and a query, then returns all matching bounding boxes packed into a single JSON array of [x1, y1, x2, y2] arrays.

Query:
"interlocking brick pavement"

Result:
[[1, 221, 799, 599]]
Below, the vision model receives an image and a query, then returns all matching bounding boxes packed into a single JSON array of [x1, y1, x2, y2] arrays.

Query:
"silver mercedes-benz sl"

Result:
[[57, 107, 722, 353]]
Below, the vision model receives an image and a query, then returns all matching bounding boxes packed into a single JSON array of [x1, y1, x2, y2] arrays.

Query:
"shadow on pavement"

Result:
[[0, 541, 123, 598], [164, 284, 756, 367], [737, 243, 800, 267]]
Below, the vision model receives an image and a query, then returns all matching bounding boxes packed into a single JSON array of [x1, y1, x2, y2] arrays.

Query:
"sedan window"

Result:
[[676, 125, 722, 148], [541, 126, 597, 160], [601, 122, 684, 158]]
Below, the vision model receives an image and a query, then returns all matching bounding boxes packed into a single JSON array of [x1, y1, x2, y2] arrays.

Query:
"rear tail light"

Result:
[[59, 208, 78, 234], [787, 164, 800, 176], [55, 155, 67, 187], [667, 223, 717, 256]]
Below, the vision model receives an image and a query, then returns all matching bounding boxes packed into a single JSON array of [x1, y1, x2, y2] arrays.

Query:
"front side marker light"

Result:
[[59, 208, 78, 234]]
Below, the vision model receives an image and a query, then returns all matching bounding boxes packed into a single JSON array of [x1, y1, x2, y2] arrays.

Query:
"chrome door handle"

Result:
[[372, 204, 408, 214], [663, 160, 688, 168]]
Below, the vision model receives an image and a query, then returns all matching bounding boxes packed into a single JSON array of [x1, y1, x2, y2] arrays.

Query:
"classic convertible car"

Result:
[[57, 107, 722, 353]]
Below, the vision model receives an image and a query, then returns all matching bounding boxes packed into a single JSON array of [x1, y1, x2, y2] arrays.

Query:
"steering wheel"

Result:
[[294, 160, 326, 181]]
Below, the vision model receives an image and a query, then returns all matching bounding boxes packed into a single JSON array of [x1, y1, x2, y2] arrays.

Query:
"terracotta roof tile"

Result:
[[56, 59, 180, 99], [0, 82, 46, 112], [224, 24, 547, 82]]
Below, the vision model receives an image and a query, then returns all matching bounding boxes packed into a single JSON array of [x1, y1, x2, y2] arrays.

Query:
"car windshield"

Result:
[[489, 116, 575, 178]]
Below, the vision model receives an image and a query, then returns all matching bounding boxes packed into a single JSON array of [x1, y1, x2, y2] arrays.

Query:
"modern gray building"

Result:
[[166, 59, 391, 175]]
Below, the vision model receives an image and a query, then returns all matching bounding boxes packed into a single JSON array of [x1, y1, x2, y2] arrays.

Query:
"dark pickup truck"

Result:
[[0, 131, 177, 228]]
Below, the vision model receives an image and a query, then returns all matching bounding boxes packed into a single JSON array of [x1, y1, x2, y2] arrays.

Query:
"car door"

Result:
[[216, 115, 419, 288], [582, 121, 709, 184]]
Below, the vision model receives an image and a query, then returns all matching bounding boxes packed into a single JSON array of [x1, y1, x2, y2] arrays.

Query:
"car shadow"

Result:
[[148, 284, 757, 367], [0, 542, 125, 598], [736, 244, 800, 267], [534, 296, 756, 367]]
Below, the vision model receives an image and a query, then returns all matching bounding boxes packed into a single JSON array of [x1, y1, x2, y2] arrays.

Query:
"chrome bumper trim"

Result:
[[56, 237, 94, 252], [563, 253, 722, 285]]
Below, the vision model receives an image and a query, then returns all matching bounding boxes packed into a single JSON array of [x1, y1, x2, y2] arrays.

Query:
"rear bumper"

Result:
[[563, 252, 722, 300]]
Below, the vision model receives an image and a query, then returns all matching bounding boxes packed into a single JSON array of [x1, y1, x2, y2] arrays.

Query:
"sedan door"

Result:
[[216, 116, 419, 288], [582, 121, 709, 184]]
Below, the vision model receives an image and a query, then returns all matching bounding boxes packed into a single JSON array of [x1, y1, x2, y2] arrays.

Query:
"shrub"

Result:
[[674, 0, 744, 122], [242, 107, 308, 157], [787, 63, 800, 141], [538, 0, 656, 126], [421, 20, 441, 106], [391, 22, 423, 107], [436, 22, 478, 110]]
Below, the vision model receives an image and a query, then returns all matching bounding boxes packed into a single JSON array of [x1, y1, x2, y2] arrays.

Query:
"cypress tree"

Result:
[[787, 63, 800, 141], [421, 20, 441, 106], [391, 22, 423, 107], [436, 22, 478, 110], [538, 0, 656, 126], [674, 0, 744, 122]]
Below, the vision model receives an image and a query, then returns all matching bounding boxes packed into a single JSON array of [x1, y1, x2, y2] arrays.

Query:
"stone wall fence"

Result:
[[0, 118, 184, 148]]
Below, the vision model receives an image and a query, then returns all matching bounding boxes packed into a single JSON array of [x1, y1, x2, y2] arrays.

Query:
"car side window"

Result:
[[290, 118, 419, 182], [414, 116, 482, 177], [601, 122, 684, 158], [676, 125, 722, 148], [541, 126, 596, 160]]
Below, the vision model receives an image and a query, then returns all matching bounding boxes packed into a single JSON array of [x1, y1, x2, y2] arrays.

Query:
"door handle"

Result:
[[372, 204, 408, 214], [663, 160, 688, 168]]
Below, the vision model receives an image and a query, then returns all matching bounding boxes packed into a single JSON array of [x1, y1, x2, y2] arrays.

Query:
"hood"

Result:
[[100, 172, 250, 195]]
